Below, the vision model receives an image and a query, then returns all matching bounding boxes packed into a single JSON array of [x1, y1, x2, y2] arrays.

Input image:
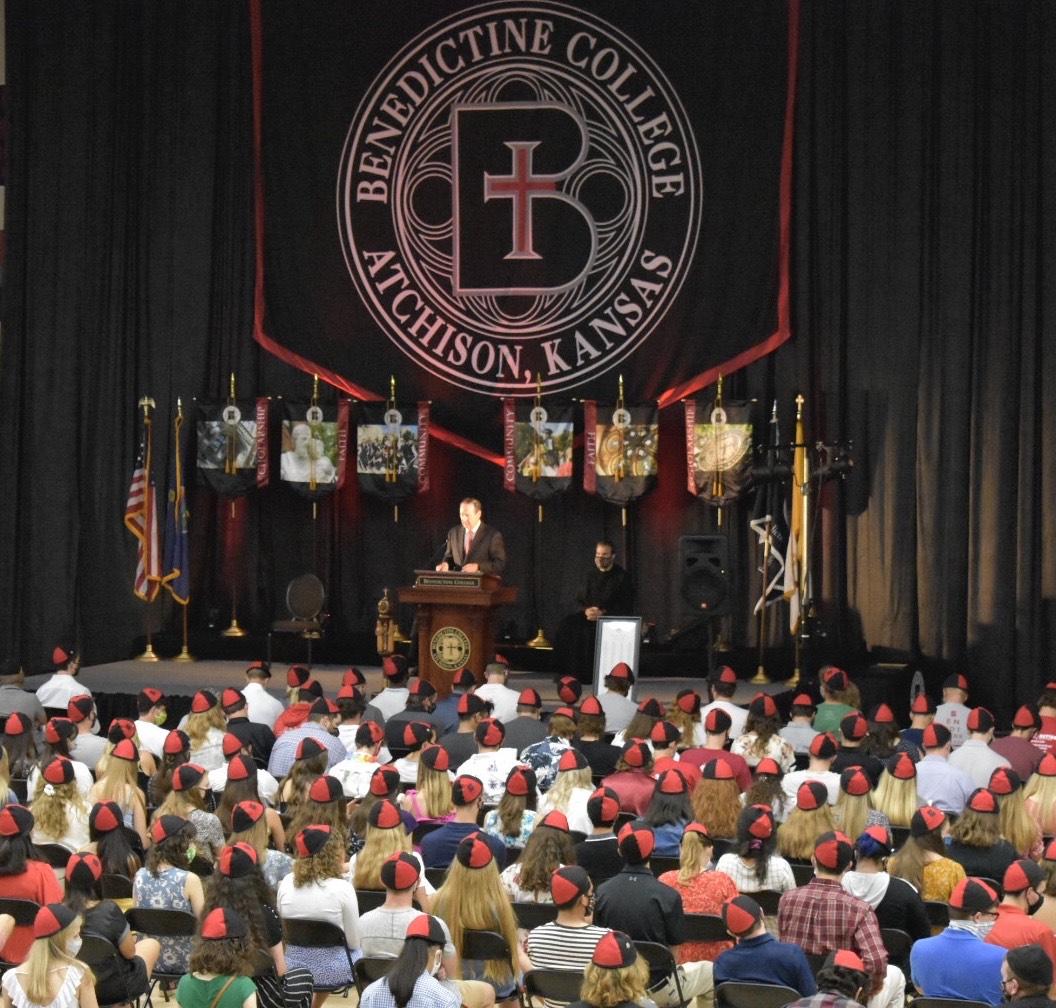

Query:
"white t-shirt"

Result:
[[456, 749, 520, 803], [134, 718, 170, 760], [472, 683, 520, 724], [243, 682, 285, 729], [277, 875, 361, 950], [208, 762, 280, 805], [35, 675, 90, 709]]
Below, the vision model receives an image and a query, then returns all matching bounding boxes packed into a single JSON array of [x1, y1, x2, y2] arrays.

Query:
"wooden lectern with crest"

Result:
[[399, 571, 518, 694]]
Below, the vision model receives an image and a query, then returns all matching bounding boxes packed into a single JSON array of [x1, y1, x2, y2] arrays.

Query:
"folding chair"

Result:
[[680, 913, 730, 944], [752, 889, 782, 916], [788, 861, 814, 887], [100, 874, 134, 901], [924, 900, 950, 930], [186, 855, 214, 878], [125, 907, 198, 1007], [512, 902, 558, 930], [715, 981, 800, 1008], [523, 969, 583, 1007], [649, 856, 681, 876], [355, 889, 386, 912], [462, 930, 526, 1008], [282, 918, 356, 996], [911, 1000, 990, 1008], [80, 932, 133, 1008], [879, 927, 912, 972], [424, 866, 447, 889], [412, 821, 443, 844], [34, 843, 72, 871], [353, 956, 395, 997], [634, 941, 687, 1007]]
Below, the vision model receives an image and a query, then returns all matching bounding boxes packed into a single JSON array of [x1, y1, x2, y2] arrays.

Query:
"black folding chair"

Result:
[[715, 981, 800, 1008], [512, 902, 559, 930], [789, 861, 814, 887], [34, 843, 72, 870], [355, 889, 387, 912], [100, 874, 134, 900], [523, 969, 584, 1007], [424, 866, 447, 889], [80, 932, 131, 1008], [186, 855, 214, 878], [634, 941, 687, 1007], [412, 821, 443, 844], [353, 956, 395, 997], [649, 856, 681, 876], [753, 889, 782, 916], [462, 930, 526, 1008], [924, 900, 950, 930], [282, 918, 356, 995], [125, 907, 198, 1007], [681, 913, 730, 944], [880, 927, 912, 972]]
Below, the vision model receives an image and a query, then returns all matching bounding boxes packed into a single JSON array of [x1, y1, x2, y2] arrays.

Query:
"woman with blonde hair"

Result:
[[0, 903, 95, 1008], [777, 781, 837, 860], [277, 739, 328, 818], [871, 752, 920, 828], [888, 805, 965, 903], [666, 691, 703, 749], [401, 745, 454, 824], [946, 787, 1018, 881], [499, 810, 573, 902], [689, 759, 742, 839], [482, 765, 537, 850], [989, 766, 1043, 860], [95, 719, 157, 780], [184, 691, 227, 772], [731, 694, 795, 771], [227, 801, 293, 890], [744, 758, 790, 822], [1024, 753, 1056, 836], [349, 801, 434, 908], [151, 764, 225, 862], [568, 931, 649, 1008], [432, 834, 527, 1008], [277, 825, 361, 1008], [539, 750, 594, 835], [657, 824, 737, 963], [30, 758, 89, 852], [87, 739, 148, 846], [832, 767, 889, 842]]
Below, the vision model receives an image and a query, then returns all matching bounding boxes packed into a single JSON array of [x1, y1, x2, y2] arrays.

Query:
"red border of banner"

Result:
[[248, 0, 799, 461]]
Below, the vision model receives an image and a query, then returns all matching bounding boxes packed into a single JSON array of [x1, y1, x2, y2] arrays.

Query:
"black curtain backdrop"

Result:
[[2, 1, 1055, 720]]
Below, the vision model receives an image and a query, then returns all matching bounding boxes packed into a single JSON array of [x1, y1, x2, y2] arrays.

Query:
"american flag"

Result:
[[125, 410, 161, 601]]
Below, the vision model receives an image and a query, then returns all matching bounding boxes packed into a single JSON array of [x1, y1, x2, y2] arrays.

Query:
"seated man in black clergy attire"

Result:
[[436, 496, 506, 575], [555, 540, 633, 682]]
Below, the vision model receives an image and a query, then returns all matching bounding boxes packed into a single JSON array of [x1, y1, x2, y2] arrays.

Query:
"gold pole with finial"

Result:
[[221, 379, 246, 638], [751, 399, 780, 685], [527, 373, 552, 649], [388, 376, 399, 522], [789, 393, 807, 687], [136, 396, 160, 661], [172, 397, 195, 661]]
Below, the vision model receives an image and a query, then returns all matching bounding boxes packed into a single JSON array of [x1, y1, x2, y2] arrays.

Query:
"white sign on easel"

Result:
[[593, 616, 642, 700]]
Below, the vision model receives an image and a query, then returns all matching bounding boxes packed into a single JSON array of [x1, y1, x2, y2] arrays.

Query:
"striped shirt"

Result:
[[714, 851, 796, 892], [526, 922, 608, 1007]]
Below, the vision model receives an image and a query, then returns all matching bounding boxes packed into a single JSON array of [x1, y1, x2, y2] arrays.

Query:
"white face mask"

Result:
[[431, 951, 443, 977], [67, 937, 82, 957]]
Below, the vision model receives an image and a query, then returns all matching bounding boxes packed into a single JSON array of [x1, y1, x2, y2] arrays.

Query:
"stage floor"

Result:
[[25, 659, 786, 707]]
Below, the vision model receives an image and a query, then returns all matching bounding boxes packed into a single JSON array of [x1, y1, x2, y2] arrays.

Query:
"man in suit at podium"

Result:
[[436, 498, 506, 576]]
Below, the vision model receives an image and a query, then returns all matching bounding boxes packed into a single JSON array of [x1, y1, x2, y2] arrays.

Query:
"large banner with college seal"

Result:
[[251, 0, 798, 445]]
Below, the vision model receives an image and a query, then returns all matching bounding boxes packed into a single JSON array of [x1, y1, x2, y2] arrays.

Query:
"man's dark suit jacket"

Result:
[[441, 522, 506, 575]]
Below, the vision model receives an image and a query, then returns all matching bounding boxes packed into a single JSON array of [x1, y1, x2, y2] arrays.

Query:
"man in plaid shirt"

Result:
[[778, 832, 905, 1008]]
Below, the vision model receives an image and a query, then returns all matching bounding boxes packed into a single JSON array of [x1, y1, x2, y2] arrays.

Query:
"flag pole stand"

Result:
[[174, 606, 195, 662], [527, 503, 551, 648], [752, 531, 772, 684], [136, 609, 160, 662], [222, 499, 246, 637]]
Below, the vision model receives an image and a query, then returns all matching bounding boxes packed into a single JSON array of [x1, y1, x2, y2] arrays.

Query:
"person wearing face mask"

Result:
[[0, 903, 95, 1008], [527, 865, 618, 980], [986, 860, 1056, 966], [359, 915, 459, 1008], [134, 688, 171, 760], [909, 876, 1007, 1005], [1000, 944, 1056, 1007]]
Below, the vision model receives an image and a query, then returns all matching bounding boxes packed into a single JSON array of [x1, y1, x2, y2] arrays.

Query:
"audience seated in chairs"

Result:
[[63, 852, 157, 1006], [1, 903, 94, 1008], [83, 801, 143, 882], [656, 822, 738, 963], [399, 745, 455, 826], [30, 758, 89, 852], [431, 834, 527, 1008], [481, 765, 537, 851], [226, 800, 293, 891], [888, 805, 965, 904], [419, 777, 506, 871], [358, 915, 462, 1008], [690, 759, 742, 840], [149, 729, 192, 808], [563, 930, 650, 1008], [358, 852, 493, 1008], [714, 804, 795, 894], [151, 763, 225, 863], [499, 810, 572, 904], [538, 750, 595, 836], [349, 800, 435, 910], [284, 775, 348, 856], [174, 907, 257, 1008], [277, 825, 360, 1008], [87, 739, 148, 848], [204, 843, 312, 1008], [784, 949, 871, 1008], [525, 866, 608, 982]]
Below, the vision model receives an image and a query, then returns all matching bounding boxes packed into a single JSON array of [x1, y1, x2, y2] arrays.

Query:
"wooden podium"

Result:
[[399, 571, 518, 695]]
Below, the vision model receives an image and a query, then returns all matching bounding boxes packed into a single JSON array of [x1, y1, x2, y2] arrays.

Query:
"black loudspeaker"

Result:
[[679, 534, 731, 618]]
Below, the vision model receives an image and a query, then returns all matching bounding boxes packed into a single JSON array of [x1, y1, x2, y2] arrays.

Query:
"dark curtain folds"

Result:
[[3, 1, 1055, 720]]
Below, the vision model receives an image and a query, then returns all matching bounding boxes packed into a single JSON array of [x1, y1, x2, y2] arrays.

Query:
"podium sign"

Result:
[[399, 572, 518, 694]]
